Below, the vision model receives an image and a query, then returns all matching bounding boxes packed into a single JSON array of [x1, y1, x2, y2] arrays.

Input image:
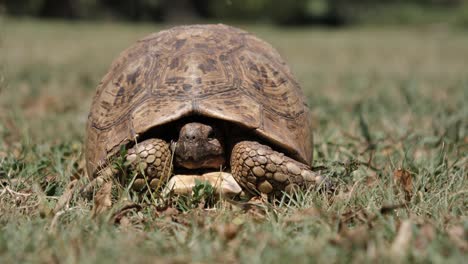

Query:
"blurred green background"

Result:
[[3, 0, 468, 27]]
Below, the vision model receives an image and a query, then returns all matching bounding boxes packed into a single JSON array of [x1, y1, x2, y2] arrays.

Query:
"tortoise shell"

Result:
[[85, 24, 312, 178]]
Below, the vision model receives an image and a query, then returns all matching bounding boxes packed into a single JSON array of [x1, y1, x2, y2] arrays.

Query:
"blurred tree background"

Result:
[[1, 0, 468, 26]]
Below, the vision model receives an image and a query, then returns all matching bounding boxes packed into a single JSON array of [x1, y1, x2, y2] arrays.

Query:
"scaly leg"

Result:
[[125, 138, 173, 191], [231, 141, 318, 198]]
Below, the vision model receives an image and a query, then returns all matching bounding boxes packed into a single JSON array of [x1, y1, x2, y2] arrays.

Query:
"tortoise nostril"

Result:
[[184, 135, 196, 141]]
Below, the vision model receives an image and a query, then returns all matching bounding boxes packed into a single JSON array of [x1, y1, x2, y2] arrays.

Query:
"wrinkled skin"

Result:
[[174, 122, 225, 170]]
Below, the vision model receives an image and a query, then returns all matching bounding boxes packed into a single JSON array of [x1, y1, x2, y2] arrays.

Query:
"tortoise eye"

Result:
[[208, 130, 216, 139]]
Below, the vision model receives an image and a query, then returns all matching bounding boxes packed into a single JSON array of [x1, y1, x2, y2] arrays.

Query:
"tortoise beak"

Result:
[[174, 138, 225, 169]]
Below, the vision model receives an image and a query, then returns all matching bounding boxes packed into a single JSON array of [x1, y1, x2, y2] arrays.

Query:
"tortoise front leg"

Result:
[[125, 138, 173, 191], [231, 141, 317, 198]]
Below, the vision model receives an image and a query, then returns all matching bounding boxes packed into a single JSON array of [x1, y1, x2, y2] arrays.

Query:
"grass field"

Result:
[[0, 18, 467, 263]]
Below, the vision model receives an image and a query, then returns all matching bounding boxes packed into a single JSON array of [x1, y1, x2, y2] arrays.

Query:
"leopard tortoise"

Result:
[[85, 24, 317, 198]]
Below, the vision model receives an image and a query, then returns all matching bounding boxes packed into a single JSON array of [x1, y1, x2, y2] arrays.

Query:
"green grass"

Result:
[[1, 18, 467, 263]]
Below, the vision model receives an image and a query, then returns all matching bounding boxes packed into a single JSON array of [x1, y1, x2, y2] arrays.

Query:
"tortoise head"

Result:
[[174, 122, 225, 169]]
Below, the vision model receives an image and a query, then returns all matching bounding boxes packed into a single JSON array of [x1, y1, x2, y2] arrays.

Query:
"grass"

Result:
[[1, 18, 467, 263]]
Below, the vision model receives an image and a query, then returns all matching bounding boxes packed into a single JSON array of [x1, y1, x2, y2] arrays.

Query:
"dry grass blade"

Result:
[[91, 181, 113, 218], [380, 203, 408, 215], [71, 156, 87, 181], [53, 179, 77, 214], [112, 203, 142, 225], [119, 216, 132, 230], [215, 223, 241, 241], [224, 197, 269, 222], [391, 220, 413, 258], [284, 207, 322, 224], [79, 175, 107, 200], [415, 223, 435, 251], [393, 168, 413, 201], [225, 196, 270, 213], [340, 207, 373, 227], [447, 225, 468, 252], [0, 186, 32, 197], [330, 225, 369, 249]]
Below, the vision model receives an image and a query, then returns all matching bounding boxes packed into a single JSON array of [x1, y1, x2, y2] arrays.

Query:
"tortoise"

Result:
[[85, 24, 317, 198]]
